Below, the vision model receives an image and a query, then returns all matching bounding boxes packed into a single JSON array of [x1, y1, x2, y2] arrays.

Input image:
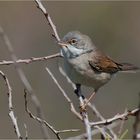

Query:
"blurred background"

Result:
[[0, 1, 139, 139]]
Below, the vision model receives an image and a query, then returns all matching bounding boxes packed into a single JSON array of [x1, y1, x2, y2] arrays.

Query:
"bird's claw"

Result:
[[79, 104, 87, 113]]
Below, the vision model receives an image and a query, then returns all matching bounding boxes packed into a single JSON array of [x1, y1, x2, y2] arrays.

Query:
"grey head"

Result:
[[60, 31, 96, 58]]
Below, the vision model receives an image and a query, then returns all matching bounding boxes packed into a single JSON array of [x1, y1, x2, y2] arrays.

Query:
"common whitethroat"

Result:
[[59, 31, 139, 100]]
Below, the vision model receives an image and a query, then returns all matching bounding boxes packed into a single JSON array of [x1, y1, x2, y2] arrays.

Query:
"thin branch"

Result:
[[35, 0, 60, 42], [0, 53, 61, 65], [0, 71, 22, 139], [24, 89, 61, 140], [90, 108, 140, 127], [78, 97, 92, 140], [86, 102, 117, 139], [45, 67, 83, 121], [58, 66, 75, 89], [45, 67, 82, 120], [24, 90, 79, 140]]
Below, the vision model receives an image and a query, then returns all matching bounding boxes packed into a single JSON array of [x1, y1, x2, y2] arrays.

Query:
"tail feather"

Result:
[[119, 63, 139, 72]]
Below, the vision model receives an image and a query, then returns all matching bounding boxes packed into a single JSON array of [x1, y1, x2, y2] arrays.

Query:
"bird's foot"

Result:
[[79, 104, 87, 113], [80, 91, 96, 110]]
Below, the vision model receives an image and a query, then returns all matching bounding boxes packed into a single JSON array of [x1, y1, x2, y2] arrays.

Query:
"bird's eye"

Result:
[[69, 39, 77, 45]]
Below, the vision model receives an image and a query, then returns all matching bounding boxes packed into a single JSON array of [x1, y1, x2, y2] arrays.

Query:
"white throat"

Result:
[[61, 44, 92, 59]]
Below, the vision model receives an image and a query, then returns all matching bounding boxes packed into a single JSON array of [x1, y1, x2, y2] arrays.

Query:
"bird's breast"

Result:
[[63, 54, 112, 89]]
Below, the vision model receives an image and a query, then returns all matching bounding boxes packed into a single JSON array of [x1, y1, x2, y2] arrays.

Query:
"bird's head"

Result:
[[59, 31, 95, 59]]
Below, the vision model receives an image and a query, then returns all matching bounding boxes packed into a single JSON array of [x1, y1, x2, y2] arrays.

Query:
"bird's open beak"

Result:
[[58, 41, 68, 48]]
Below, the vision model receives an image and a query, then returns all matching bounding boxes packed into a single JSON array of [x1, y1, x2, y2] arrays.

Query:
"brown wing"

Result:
[[88, 50, 121, 73]]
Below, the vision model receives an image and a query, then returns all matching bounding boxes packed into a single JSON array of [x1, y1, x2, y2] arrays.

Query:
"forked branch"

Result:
[[90, 108, 140, 127], [35, 0, 60, 42], [24, 89, 79, 140]]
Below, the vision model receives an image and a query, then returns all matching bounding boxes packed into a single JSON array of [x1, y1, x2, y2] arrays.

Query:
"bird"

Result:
[[58, 31, 139, 103]]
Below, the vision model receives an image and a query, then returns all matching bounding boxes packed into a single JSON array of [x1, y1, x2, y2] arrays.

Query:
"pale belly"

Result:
[[63, 56, 112, 90]]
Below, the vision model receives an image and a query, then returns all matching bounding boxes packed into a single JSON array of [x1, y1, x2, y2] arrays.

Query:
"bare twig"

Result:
[[79, 96, 92, 140], [35, 0, 60, 42], [45, 67, 82, 120], [58, 66, 75, 89], [0, 71, 22, 139], [24, 90, 79, 140], [0, 26, 50, 139], [90, 108, 140, 127], [0, 53, 61, 65], [24, 89, 60, 140]]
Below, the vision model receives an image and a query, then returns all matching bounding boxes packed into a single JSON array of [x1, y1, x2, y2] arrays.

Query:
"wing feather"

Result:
[[88, 50, 121, 73]]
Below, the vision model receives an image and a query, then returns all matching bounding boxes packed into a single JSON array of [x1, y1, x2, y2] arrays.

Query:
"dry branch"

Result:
[[86, 102, 117, 139], [79, 97, 92, 140], [0, 53, 61, 65], [90, 108, 140, 127], [45, 67, 82, 120], [0, 71, 22, 139], [24, 90, 79, 140], [35, 0, 60, 42]]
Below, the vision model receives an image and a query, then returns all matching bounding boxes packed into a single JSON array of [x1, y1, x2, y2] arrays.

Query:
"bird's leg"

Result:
[[74, 84, 86, 112], [74, 84, 85, 99]]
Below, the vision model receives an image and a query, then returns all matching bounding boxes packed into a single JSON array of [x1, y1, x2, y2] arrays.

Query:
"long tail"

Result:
[[119, 63, 139, 72]]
